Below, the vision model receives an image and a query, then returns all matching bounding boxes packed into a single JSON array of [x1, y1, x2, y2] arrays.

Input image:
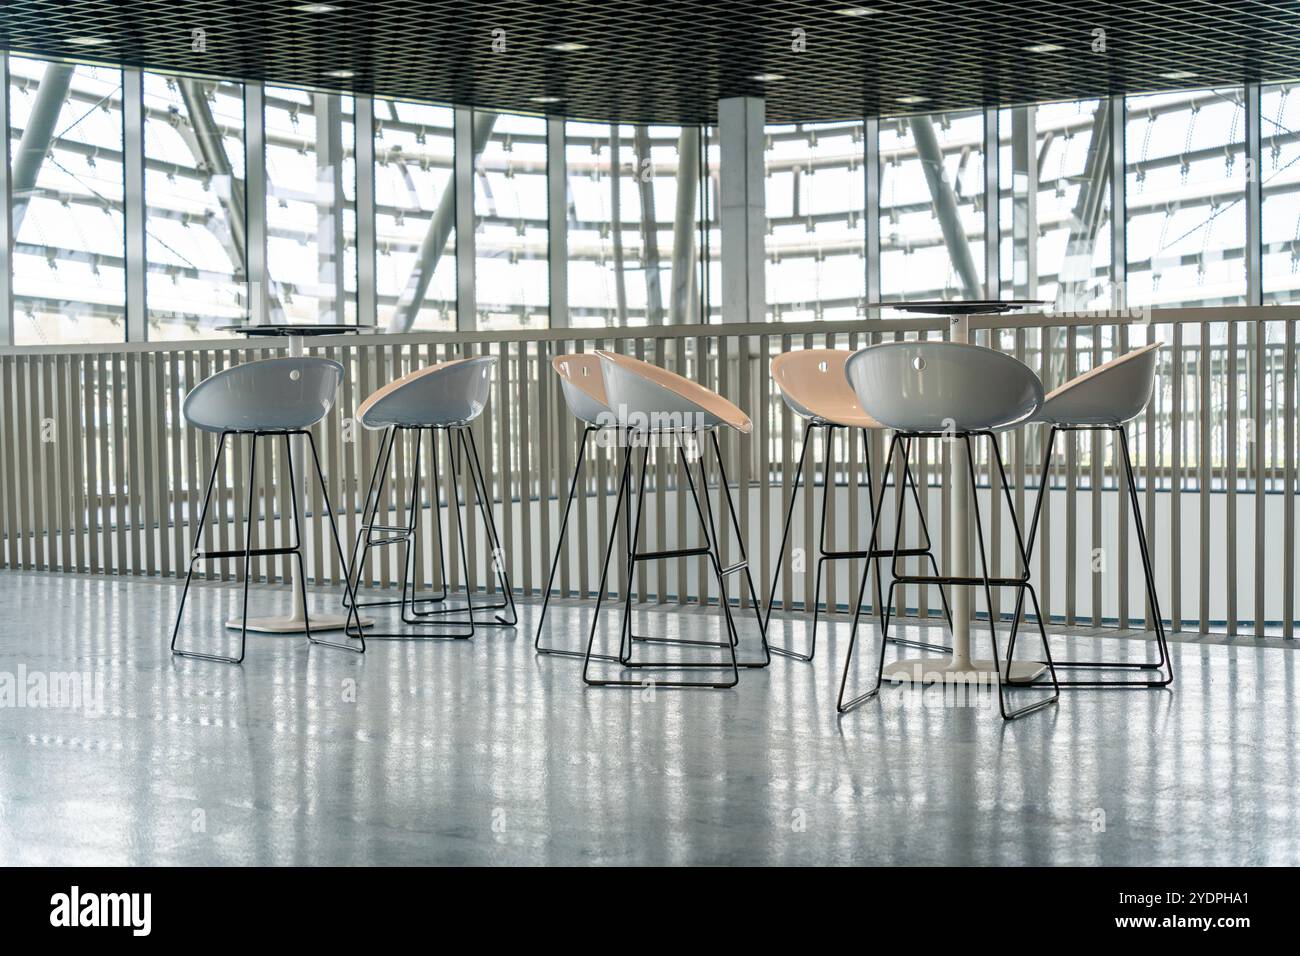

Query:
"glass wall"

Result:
[[998, 100, 1112, 310], [373, 99, 456, 331], [1125, 88, 1248, 308], [264, 86, 357, 324], [565, 121, 705, 327], [473, 110, 548, 330], [1262, 82, 1300, 305], [765, 121, 866, 322], [7, 56, 126, 345], [143, 74, 246, 340], [879, 109, 986, 305]]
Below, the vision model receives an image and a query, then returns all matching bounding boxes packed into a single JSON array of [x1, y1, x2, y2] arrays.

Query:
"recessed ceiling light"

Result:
[[1025, 43, 1064, 53], [294, 3, 341, 12], [67, 36, 109, 46], [751, 73, 785, 83], [896, 95, 930, 105], [548, 42, 589, 53], [324, 69, 355, 79], [836, 6, 875, 15], [1159, 70, 1197, 80], [530, 95, 563, 104]]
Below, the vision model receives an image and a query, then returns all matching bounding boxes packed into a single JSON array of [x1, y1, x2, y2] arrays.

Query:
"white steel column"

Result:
[[1245, 82, 1263, 306], [0, 56, 13, 346], [454, 106, 477, 332], [355, 95, 377, 326], [547, 116, 568, 328], [718, 96, 766, 324], [123, 69, 146, 341], [244, 83, 268, 325], [865, 116, 881, 317]]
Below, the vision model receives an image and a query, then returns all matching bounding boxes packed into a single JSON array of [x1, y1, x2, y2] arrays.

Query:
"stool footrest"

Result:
[[893, 573, 1027, 587], [194, 546, 295, 560], [720, 561, 748, 577], [633, 546, 709, 562]]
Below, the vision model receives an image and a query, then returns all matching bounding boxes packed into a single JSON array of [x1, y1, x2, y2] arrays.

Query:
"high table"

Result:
[[217, 324, 375, 633], [863, 300, 1047, 683]]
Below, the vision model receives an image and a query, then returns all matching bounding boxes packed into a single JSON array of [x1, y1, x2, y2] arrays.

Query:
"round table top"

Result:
[[217, 323, 377, 337], [865, 299, 1047, 316]]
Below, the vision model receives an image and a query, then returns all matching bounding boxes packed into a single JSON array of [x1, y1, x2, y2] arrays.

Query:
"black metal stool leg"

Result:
[[463, 426, 518, 626], [303, 431, 366, 649], [764, 421, 815, 658], [710, 429, 770, 667], [534, 425, 595, 653]]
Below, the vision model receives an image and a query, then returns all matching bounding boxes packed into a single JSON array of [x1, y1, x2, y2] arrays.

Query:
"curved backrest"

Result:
[[1038, 343, 1161, 426], [357, 356, 496, 429], [183, 357, 344, 434], [596, 350, 752, 434], [770, 349, 882, 429], [845, 341, 1043, 433], [552, 353, 611, 426]]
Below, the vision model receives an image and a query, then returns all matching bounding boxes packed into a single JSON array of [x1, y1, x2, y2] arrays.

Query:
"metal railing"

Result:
[[1, 306, 1296, 637]]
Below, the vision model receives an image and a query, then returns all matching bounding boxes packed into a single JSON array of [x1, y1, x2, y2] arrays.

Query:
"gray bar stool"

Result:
[[840, 341, 1060, 720], [346, 356, 516, 638], [534, 353, 622, 657], [1005, 342, 1172, 688], [767, 348, 952, 662], [170, 356, 365, 663], [581, 350, 771, 689]]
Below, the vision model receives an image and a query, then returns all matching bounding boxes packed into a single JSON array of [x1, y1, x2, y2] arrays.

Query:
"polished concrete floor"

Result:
[[0, 569, 1296, 866]]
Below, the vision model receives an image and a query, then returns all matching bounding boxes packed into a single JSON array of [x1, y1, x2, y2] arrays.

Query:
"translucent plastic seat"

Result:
[[1007, 343, 1171, 689], [765, 349, 950, 663], [183, 356, 344, 432], [840, 341, 1058, 720], [596, 350, 752, 433], [356, 356, 496, 429], [348, 355, 515, 639], [172, 357, 363, 664], [575, 351, 768, 689]]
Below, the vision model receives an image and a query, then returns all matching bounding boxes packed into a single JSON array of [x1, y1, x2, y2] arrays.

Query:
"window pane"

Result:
[[143, 74, 245, 341], [565, 121, 705, 327], [374, 99, 455, 331], [264, 86, 356, 324], [474, 111, 547, 330], [998, 100, 1112, 310], [1263, 81, 1300, 305], [1125, 88, 1247, 308], [8, 56, 125, 345], [765, 121, 866, 322], [879, 109, 986, 304]]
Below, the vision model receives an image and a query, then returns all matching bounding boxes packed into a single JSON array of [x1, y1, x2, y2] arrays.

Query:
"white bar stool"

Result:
[[346, 356, 516, 638], [840, 341, 1060, 720], [170, 357, 365, 663], [1006, 342, 1172, 688], [767, 348, 952, 661], [581, 350, 770, 688], [534, 353, 623, 658]]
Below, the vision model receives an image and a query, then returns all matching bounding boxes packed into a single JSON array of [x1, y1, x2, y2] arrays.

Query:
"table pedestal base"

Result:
[[883, 657, 1047, 684], [225, 613, 372, 634]]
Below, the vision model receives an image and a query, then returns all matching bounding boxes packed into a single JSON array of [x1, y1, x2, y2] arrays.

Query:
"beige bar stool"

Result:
[[767, 349, 952, 661], [170, 357, 365, 663], [534, 353, 621, 657], [581, 350, 770, 688], [346, 356, 516, 638], [1006, 342, 1172, 688]]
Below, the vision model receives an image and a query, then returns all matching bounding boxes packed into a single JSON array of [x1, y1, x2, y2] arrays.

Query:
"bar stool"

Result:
[[767, 348, 952, 661], [840, 341, 1060, 720], [534, 353, 621, 657], [170, 357, 365, 663], [1005, 342, 1172, 688], [346, 356, 516, 638], [582, 350, 770, 688]]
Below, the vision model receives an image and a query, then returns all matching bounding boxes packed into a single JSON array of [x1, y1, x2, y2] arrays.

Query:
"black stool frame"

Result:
[[345, 423, 517, 639], [837, 430, 1060, 720], [764, 420, 953, 662], [582, 428, 770, 689], [171, 429, 366, 663], [1004, 424, 1173, 688]]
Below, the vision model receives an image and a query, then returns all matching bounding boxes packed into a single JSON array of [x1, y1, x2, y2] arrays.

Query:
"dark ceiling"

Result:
[[1, 0, 1298, 124]]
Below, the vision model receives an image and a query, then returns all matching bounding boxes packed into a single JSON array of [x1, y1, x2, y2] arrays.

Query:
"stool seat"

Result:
[[1036, 343, 1161, 426], [357, 356, 496, 429], [553, 353, 611, 426], [771, 349, 883, 429], [595, 350, 751, 433], [845, 341, 1043, 433], [183, 357, 344, 434]]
